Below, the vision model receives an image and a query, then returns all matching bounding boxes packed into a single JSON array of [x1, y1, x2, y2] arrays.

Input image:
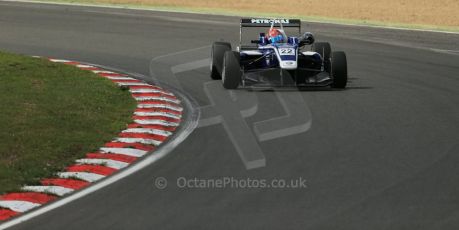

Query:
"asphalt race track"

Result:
[[1, 1, 459, 229]]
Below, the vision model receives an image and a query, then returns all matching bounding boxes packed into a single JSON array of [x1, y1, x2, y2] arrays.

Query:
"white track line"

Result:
[[21, 186, 74, 197], [99, 147, 147, 157], [115, 138, 162, 146], [75, 158, 129, 170], [57, 172, 105, 183], [122, 128, 172, 136], [0, 201, 41, 213]]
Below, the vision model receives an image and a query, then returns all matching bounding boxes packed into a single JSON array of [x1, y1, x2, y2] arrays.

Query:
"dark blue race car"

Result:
[[210, 18, 348, 89]]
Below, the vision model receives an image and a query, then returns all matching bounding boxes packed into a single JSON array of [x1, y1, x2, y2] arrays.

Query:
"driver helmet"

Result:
[[268, 28, 284, 43]]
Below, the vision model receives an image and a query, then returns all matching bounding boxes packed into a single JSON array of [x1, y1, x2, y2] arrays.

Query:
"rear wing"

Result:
[[239, 18, 302, 46], [240, 18, 301, 28]]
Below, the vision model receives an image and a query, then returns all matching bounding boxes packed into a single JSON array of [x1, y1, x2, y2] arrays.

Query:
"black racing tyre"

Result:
[[312, 42, 331, 63], [222, 51, 242, 89], [330, 51, 348, 88], [210, 42, 231, 80]]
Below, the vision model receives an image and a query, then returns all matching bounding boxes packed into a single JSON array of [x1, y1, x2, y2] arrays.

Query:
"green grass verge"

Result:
[[26, 0, 459, 33], [0, 51, 137, 194]]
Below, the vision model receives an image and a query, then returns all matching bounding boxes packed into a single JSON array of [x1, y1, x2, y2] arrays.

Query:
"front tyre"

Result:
[[312, 42, 331, 62], [210, 42, 231, 80], [330, 51, 347, 88], [222, 51, 242, 89]]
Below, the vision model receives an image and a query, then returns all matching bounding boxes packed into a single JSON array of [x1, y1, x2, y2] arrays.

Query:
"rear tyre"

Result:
[[330, 51, 347, 88], [210, 42, 231, 80], [222, 51, 242, 89]]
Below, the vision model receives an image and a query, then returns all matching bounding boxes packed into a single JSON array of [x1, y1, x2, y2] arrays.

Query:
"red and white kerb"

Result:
[[0, 58, 183, 221]]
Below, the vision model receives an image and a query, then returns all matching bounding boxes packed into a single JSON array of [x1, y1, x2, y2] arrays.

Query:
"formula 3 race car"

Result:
[[210, 18, 348, 89]]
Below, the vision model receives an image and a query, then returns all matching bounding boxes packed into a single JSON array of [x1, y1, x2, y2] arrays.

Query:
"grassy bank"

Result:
[[0, 52, 136, 194], [33, 0, 459, 32]]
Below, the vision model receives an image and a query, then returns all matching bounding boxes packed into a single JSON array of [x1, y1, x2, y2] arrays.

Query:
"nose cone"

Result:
[[280, 61, 297, 70]]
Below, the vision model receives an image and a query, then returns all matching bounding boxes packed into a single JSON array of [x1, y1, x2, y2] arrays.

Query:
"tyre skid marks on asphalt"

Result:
[[0, 58, 183, 222]]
